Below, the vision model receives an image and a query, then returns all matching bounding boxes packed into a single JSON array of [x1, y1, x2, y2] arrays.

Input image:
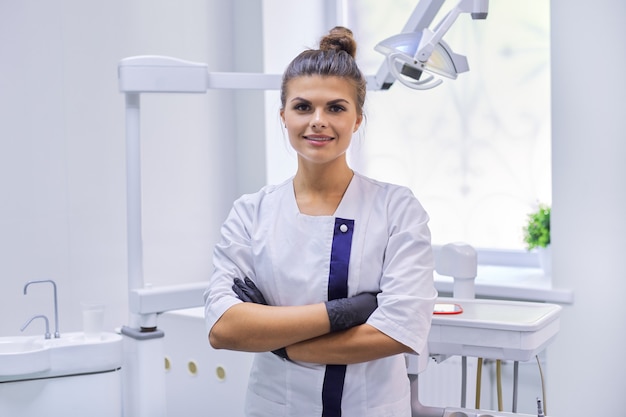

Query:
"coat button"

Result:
[[339, 224, 348, 233]]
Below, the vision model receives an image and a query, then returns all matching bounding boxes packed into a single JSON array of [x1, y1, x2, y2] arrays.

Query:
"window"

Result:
[[347, 0, 551, 251]]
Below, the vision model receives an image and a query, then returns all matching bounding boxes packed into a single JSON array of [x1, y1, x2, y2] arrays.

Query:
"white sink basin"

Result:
[[0, 338, 50, 376], [0, 332, 123, 382]]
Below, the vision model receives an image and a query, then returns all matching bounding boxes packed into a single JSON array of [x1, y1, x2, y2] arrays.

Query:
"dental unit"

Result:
[[2, 279, 124, 416]]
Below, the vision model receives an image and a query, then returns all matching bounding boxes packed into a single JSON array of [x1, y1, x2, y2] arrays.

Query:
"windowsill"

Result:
[[434, 265, 574, 304]]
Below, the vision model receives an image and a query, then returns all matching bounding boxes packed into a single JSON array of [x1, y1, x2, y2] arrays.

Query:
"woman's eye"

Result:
[[329, 105, 345, 113], [294, 103, 310, 112]]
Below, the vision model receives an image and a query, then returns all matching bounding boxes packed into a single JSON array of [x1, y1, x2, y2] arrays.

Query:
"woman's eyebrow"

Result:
[[289, 97, 351, 105], [291, 97, 350, 104], [327, 98, 350, 105]]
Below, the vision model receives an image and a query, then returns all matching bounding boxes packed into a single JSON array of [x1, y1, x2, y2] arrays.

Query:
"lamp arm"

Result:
[[415, 0, 488, 63], [401, 0, 446, 33]]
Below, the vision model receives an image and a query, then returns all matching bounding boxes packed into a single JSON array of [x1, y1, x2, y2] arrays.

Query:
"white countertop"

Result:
[[434, 265, 574, 304]]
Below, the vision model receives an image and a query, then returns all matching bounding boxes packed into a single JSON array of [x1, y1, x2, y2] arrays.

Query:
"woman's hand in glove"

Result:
[[232, 277, 289, 360], [232, 277, 268, 305], [325, 292, 378, 332]]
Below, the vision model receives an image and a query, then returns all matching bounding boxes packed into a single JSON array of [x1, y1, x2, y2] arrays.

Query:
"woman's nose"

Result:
[[310, 109, 327, 128]]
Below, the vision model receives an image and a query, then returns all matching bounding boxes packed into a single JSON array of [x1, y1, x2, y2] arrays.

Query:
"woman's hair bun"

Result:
[[319, 26, 357, 58]]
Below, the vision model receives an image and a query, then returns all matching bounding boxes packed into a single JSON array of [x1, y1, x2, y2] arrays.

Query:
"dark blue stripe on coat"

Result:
[[322, 218, 354, 417]]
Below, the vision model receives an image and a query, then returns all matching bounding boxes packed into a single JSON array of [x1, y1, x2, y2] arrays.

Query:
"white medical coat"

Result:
[[204, 172, 437, 417]]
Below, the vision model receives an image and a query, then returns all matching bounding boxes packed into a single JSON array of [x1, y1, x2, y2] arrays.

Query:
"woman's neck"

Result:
[[293, 162, 354, 216]]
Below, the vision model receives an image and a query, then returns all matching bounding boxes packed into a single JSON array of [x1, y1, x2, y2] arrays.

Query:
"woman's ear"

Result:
[[280, 109, 285, 128], [353, 114, 364, 132]]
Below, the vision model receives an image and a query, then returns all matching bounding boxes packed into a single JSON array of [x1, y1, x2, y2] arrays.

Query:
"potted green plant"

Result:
[[523, 204, 550, 250], [523, 204, 551, 275]]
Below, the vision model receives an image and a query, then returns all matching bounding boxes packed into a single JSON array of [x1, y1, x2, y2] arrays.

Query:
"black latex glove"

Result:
[[232, 277, 289, 360], [325, 292, 379, 332], [232, 277, 268, 304]]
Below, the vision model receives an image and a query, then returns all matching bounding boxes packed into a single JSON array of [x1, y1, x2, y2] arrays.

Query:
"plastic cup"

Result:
[[81, 303, 105, 340]]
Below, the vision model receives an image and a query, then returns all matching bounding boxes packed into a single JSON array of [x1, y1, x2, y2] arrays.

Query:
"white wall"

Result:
[[0, 0, 265, 337], [549, 0, 626, 415]]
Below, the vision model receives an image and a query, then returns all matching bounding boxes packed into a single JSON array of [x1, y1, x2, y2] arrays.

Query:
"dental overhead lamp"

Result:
[[373, 0, 489, 90]]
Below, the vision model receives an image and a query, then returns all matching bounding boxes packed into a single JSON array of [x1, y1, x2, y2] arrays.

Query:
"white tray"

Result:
[[428, 297, 562, 361]]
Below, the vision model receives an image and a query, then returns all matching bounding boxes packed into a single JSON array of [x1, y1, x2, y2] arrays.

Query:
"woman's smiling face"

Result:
[[281, 75, 363, 168]]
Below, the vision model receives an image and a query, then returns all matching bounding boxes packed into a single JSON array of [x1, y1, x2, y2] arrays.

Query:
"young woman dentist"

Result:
[[204, 26, 438, 417]]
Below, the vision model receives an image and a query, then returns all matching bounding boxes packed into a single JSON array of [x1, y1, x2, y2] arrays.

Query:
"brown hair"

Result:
[[280, 27, 367, 115]]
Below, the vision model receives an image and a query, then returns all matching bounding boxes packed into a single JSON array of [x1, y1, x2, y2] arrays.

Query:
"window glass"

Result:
[[347, 0, 551, 250]]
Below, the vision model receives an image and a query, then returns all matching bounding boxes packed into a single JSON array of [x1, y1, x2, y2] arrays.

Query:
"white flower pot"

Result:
[[537, 245, 552, 277]]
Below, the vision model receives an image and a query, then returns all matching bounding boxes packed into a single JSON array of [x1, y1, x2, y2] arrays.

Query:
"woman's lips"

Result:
[[304, 135, 334, 142]]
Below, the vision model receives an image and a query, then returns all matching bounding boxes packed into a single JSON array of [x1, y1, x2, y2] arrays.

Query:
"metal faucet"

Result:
[[20, 314, 51, 339], [23, 279, 60, 338]]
